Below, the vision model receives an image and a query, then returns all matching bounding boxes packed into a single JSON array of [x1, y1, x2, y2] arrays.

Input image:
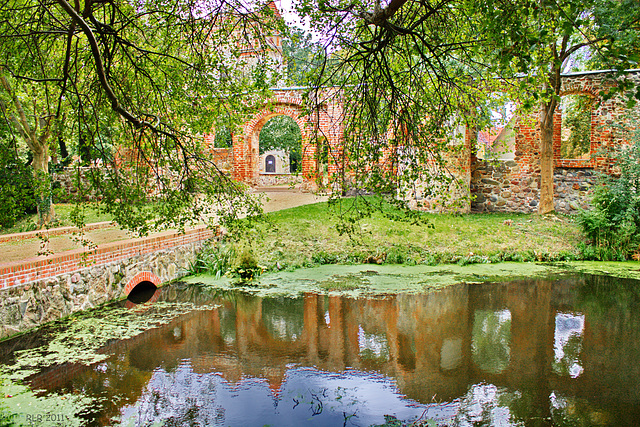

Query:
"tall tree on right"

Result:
[[470, 0, 640, 214]]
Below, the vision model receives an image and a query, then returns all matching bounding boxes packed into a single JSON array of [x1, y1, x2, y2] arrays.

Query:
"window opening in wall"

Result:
[[213, 126, 233, 148], [476, 94, 516, 160], [560, 94, 592, 160]]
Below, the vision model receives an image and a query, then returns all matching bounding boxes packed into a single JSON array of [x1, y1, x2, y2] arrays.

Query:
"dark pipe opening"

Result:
[[127, 281, 158, 304]]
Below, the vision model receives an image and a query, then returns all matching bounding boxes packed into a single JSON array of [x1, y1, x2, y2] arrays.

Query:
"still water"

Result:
[[2, 271, 640, 426]]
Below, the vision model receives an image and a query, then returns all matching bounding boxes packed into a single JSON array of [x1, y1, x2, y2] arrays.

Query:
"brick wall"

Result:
[[0, 226, 214, 290]]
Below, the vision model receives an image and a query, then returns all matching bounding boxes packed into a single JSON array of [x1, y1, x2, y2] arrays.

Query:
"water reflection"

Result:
[[553, 312, 585, 378], [472, 309, 512, 374], [3, 273, 640, 426]]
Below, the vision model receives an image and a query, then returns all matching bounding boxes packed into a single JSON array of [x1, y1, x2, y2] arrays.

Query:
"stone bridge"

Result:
[[0, 225, 214, 339]]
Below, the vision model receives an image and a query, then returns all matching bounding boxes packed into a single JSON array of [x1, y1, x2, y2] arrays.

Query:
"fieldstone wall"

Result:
[[0, 243, 203, 339], [471, 161, 595, 214], [52, 167, 96, 203], [553, 168, 595, 212], [470, 160, 540, 213], [256, 173, 303, 187]]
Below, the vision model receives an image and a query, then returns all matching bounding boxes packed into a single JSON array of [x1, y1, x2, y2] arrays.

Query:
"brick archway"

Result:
[[235, 101, 315, 183], [207, 87, 344, 187], [124, 271, 162, 296]]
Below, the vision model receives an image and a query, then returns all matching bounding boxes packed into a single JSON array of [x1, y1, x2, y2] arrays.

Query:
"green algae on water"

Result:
[[0, 379, 93, 427], [1, 301, 217, 382], [184, 262, 567, 297]]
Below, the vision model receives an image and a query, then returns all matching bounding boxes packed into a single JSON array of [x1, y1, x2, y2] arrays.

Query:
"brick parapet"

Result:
[[0, 226, 214, 290], [0, 221, 114, 244]]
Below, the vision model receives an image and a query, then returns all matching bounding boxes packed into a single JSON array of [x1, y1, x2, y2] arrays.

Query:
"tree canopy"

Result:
[[1, 0, 639, 232], [0, 0, 287, 231]]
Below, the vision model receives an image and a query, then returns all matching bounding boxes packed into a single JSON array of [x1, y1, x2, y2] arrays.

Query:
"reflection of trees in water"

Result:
[[261, 296, 304, 341], [358, 325, 390, 362], [454, 383, 522, 426], [471, 309, 511, 374]]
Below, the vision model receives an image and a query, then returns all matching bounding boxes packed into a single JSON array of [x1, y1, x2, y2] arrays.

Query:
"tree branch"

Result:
[[56, 0, 149, 130]]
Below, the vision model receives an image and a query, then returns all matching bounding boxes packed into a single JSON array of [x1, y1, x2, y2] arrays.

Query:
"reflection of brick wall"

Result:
[[471, 70, 640, 214]]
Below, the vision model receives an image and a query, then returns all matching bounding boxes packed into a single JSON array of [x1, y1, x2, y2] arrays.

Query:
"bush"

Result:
[[0, 141, 36, 228], [578, 135, 640, 258]]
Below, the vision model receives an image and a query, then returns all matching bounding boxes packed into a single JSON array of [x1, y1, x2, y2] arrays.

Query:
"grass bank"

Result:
[[217, 199, 585, 272]]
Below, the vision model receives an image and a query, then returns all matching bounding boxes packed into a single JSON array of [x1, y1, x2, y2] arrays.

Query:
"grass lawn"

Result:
[[0, 204, 114, 235], [239, 198, 584, 271]]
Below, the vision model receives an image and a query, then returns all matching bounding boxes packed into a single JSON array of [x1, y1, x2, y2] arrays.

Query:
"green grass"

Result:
[[0, 204, 114, 235], [239, 198, 584, 271]]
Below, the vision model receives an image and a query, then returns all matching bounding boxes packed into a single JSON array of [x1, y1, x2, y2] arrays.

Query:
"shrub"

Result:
[[578, 135, 640, 258], [0, 140, 36, 228], [229, 245, 264, 282], [189, 243, 236, 278]]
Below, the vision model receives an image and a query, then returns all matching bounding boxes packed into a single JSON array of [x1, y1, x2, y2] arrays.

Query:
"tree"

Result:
[[293, 0, 486, 222], [470, 0, 640, 214], [290, 0, 640, 218], [0, 122, 36, 228], [0, 0, 285, 232], [259, 115, 302, 172], [0, 72, 55, 224]]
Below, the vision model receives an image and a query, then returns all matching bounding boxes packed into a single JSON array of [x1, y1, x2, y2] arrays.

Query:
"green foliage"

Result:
[[560, 94, 592, 159], [230, 245, 264, 282], [259, 115, 302, 172], [213, 127, 233, 148], [0, 0, 279, 233], [282, 28, 325, 87], [578, 130, 640, 258], [189, 243, 236, 278], [0, 139, 36, 228]]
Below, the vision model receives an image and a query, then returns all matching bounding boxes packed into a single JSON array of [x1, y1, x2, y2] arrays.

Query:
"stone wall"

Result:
[[553, 168, 595, 213], [470, 160, 539, 213], [0, 226, 214, 339], [256, 173, 303, 187], [52, 167, 96, 203], [471, 161, 594, 214]]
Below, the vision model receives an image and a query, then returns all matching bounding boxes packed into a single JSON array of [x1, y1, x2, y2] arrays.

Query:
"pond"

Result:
[[1, 265, 640, 426]]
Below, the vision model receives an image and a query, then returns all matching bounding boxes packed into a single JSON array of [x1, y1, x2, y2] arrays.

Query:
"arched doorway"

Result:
[[265, 154, 276, 172], [259, 115, 302, 174]]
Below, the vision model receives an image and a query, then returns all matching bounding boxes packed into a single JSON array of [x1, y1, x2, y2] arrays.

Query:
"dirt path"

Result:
[[0, 189, 328, 264]]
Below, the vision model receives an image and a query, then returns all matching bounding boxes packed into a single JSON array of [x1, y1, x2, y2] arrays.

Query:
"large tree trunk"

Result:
[[32, 144, 55, 225], [538, 65, 560, 215], [0, 70, 55, 226], [538, 99, 557, 214]]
